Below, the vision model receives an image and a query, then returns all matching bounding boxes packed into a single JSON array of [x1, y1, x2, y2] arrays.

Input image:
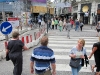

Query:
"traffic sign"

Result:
[[0, 22, 12, 35]]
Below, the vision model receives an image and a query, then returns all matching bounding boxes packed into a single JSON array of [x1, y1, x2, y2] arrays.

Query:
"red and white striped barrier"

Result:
[[21, 35, 33, 48]]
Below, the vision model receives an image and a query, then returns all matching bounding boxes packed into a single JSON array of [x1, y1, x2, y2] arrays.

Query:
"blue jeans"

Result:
[[75, 25, 79, 31], [71, 66, 81, 75]]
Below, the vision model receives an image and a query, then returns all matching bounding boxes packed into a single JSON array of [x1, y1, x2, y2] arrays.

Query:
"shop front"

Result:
[[80, 3, 91, 24]]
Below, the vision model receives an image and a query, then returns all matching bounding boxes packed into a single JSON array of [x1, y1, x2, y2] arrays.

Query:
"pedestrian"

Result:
[[63, 18, 67, 30], [38, 18, 42, 28], [54, 18, 58, 29], [66, 20, 71, 39], [75, 19, 80, 31], [41, 18, 45, 27], [47, 19, 51, 30], [51, 18, 55, 30], [89, 41, 100, 75], [69, 39, 87, 75], [80, 21, 84, 31], [90, 64, 100, 75], [59, 18, 63, 32], [6, 31, 29, 75], [70, 19, 74, 28], [28, 18, 33, 29], [91, 65, 96, 72], [96, 21, 100, 37], [30, 36, 56, 75]]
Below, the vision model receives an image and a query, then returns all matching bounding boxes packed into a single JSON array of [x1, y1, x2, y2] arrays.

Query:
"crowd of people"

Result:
[[5, 16, 100, 75], [5, 30, 100, 75]]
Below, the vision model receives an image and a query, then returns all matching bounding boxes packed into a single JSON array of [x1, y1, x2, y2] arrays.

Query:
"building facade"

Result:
[[71, 0, 100, 24], [0, 0, 31, 21]]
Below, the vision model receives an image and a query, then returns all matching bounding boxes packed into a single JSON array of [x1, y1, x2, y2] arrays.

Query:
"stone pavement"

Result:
[[0, 25, 99, 75]]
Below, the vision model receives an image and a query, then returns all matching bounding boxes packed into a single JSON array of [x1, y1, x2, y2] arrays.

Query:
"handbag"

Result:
[[69, 58, 81, 68], [6, 52, 10, 61]]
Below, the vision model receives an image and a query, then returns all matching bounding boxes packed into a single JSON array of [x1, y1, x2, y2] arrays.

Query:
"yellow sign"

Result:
[[82, 5, 89, 12], [31, 6, 47, 13], [50, 8, 54, 14]]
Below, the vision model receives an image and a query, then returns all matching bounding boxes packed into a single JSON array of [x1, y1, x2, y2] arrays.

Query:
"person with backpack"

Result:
[[89, 42, 100, 75]]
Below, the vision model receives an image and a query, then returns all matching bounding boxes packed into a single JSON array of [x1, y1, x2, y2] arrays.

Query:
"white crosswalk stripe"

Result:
[[48, 36, 98, 73]]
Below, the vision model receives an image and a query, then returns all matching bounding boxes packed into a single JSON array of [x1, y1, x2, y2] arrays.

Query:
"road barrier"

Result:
[[0, 26, 46, 61]]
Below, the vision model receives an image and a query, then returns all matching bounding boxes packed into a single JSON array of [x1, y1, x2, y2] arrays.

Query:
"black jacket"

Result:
[[81, 54, 89, 67]]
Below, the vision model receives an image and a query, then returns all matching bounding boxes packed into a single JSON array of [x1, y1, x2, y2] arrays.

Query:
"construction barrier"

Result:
[[0, 26, 46, 61]]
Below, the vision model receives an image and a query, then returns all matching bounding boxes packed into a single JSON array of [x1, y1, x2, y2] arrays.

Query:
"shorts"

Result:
[[35, 70, 51, 75], [97, 29, 100, 32], [96, 66, 100, 72]]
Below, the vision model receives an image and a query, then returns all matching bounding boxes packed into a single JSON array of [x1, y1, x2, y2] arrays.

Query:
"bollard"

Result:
[[30, 35, 32, 42], [26, 36, 29, 43], [34, 32, 36, 40], [21, 37, 25, 43]]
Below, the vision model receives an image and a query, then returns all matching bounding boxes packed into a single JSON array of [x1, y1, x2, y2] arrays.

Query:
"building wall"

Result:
[[72, 1, 100, 24]]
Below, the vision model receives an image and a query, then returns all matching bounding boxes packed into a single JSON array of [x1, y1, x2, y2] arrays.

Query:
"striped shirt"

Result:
[[30, 46, 55, 74]]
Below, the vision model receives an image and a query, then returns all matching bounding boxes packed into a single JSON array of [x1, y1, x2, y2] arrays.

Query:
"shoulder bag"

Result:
[[69, 58, 81, 68]]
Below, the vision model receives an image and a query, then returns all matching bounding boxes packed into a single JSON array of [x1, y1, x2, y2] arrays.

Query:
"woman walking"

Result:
[[6, 31, 29, 75], [69, 39, 87, 75], [59, 19, 63, 32]]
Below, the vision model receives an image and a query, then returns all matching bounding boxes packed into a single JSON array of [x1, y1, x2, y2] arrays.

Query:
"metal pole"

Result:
[[46, 0, 49, 33], [2, 2, 9, 41]]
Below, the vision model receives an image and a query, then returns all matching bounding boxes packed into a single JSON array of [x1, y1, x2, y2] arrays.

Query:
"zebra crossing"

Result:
[[48, 36, 99, 73]]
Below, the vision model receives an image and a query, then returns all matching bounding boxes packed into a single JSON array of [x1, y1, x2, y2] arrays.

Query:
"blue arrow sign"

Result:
[[0, 22, 13, 35]]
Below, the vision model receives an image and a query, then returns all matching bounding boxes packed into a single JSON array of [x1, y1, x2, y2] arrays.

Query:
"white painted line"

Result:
[[52, 48, 92, 53], [49, 36, 98, 39], [49, 38, 98, 41], [56, 64, 92, 72], [48, 44, 92, 48], [55, 55, 94, 60], [49, 41, 96, 44]]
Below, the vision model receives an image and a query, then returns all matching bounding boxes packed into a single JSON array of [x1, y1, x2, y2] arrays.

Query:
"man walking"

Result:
[[66, 20, 71, 39], [30, 36, 56, 75], [89, 42, 100, 75], [75, 19, 80, 31]]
